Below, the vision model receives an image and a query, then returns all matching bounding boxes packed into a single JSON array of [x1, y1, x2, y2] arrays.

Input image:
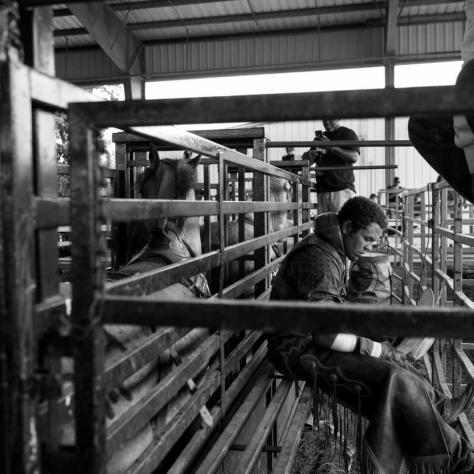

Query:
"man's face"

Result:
[[323, 119, 339, 132], [341, 221, 383, 261]]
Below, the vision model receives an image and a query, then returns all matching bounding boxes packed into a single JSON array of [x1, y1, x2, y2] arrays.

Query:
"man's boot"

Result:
[[437, 381, 474, 425]]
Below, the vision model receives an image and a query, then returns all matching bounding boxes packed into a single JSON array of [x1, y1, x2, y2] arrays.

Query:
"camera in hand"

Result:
[[314, 130, 325, 139]]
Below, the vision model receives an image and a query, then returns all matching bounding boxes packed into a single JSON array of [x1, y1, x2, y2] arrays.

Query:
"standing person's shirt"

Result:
[[316, 126, 360, 193], [387, 184, 403, 203]]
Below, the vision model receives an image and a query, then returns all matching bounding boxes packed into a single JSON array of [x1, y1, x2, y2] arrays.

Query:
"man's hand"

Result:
[[316, 134, 334, 152], [381, 341, 409, 366]]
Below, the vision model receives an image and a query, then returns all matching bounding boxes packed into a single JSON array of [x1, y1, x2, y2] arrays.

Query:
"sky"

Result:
[[144, 60, 463, 129]]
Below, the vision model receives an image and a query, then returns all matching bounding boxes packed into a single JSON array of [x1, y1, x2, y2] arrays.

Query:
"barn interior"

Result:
[[2, 1, 474, 473]]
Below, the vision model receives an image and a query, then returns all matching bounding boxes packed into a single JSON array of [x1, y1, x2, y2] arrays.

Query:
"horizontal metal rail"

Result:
[[314, 164, 397, 171], [69, 85, 474, 127], [36, 197, 312, 227], [100, 297, 474, 338], [128, 126, 308, 184], [267, 140, 412, 148], [106, 222, 311, 295]]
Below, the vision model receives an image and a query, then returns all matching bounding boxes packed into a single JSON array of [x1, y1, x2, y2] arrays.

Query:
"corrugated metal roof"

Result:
[[49, 0, 466, 82], [52, 0, 462, 48]]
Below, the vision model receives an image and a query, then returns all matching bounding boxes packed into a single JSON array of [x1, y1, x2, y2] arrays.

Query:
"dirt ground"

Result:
[[292, 422, 359, 474]]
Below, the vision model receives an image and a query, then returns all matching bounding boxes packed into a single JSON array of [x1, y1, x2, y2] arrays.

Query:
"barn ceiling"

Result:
[[22, 0, 464, 49], [19, 0, 466, 95]]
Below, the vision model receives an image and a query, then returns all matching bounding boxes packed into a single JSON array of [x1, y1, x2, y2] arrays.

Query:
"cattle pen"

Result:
[[2, 2, 474, 474]]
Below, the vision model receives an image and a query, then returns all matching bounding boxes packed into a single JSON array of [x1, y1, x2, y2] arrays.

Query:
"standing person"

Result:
[[387, 176, 404, 218], [314, 119, 360, 213], [408, 0, 474, 204], [282, 146, 296, 161], [387, 176, 403, 203], [267, 196, 474, 473]]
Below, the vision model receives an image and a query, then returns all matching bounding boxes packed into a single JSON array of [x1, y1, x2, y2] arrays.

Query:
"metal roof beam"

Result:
[[54, 2, 384, 37], [65, 2, 145, 99], [65, 2, 142, 74], [385, 0, 399, 56], [21, 0, 464, 15], [54, 9, 466, 39], [49, 0, 464, 18], [54, 1, 383, 20], [52, 0, 242, 17]]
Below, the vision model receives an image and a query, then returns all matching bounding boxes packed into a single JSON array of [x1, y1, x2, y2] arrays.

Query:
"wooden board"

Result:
[[396, 288, 435, 360]]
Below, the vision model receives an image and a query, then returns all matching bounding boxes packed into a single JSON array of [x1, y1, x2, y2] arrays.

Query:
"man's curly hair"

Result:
[[337, 196, 388, 231]]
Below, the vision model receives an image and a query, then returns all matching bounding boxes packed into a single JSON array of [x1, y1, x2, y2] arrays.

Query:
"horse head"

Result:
[[269, 177, 293, 232], [129, 150, 202, 260]]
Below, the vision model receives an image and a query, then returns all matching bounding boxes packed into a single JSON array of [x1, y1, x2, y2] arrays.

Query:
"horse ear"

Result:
[[187, 154, 201, 168], [149, 143, 160, 168]]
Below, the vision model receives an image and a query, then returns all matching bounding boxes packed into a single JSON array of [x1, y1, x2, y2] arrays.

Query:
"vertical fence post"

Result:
[[253, 137, 268, 295], [401, 193, 408, 304], [407, 193, 414, 301], [431, 185, 440, 304], [431, 184, 441, 388], [453, 191, 464, 396], [292, 176, 301, 248], [111, 141, 129, 267], [0, 40, 36, 474], [218, 152, 225, 297], [453, 191, 463, 300], [440, 188, 448, 307], [420, 190, 427, 288], [70, 105, 106, 473], [439, 188, 449, 377], [238, 165, 246, 278], [301, 162, 310, 237]]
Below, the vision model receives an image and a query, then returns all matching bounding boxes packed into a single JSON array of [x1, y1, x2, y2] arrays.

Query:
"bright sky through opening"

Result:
[[146, 66, 386, 99], [145, 60, 462, 129], [395, 61, 462, 87]]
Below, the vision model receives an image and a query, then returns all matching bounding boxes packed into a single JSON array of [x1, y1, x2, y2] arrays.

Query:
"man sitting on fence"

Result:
[[267, 196, 474, 473]]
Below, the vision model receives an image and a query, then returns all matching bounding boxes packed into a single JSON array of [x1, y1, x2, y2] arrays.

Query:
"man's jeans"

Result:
[[317, 188, 355, 214], [408, 116, 473, 203]]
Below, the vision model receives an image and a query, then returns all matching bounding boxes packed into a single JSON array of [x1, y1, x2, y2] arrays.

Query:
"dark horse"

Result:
[[102, 153, 211, 471]]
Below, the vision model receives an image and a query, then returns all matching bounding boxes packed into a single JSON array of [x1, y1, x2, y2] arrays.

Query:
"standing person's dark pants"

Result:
[[408, 117, 474, 203]]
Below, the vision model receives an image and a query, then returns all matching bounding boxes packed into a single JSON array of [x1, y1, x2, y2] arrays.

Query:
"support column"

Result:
[[124, 76, 145, 101], [384, 59, 396, 188], [0, 3, 36, 472]]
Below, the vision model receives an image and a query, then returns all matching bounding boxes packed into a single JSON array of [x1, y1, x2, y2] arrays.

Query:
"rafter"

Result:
[[386, 0, 399, 56], [65, 2, 144, 99], [54, 2, 383, 37], [54, 8, 466, 40]]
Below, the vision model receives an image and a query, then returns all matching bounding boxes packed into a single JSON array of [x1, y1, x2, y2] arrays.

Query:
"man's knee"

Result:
[[387, 366, 431, 407]]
